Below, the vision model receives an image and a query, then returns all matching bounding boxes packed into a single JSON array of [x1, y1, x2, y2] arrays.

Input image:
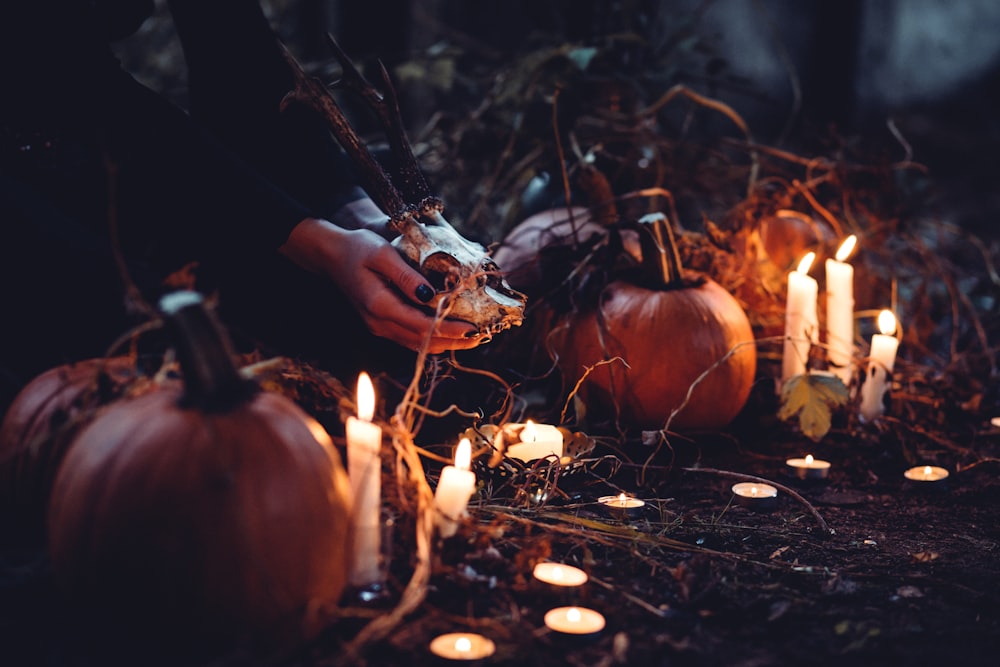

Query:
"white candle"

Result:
[[346, 371, 383, 586], [859, 310, 900, 423], [433, 438, 477, 538], [825, 235, 857, 388], [429, 632, 496, 661], [504, 420, 564, 462], [782, 252, 819, 388], [784, 453, 831, 480], [597, 493, 646, 519], [532, 562, 589, 587], [731, 482, 779, 509], [903, 465, 949, 483], [543, 606, 606, 636]]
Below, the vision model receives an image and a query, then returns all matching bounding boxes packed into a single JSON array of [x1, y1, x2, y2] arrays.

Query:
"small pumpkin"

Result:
[[0, 356, 149, 544], [552, 213, 757, 432], [493, 206, 641, 294], [759, 209, 833, 271], [47, 291, 353, 656]]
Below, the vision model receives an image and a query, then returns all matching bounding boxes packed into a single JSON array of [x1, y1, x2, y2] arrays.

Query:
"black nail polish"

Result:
[[415, 284, 434, 303]]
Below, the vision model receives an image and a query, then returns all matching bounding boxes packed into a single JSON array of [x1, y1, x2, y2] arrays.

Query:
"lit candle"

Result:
[[825, 235, 857, 388], [543, 606, 606, 637], [532, 562, 589, 588], [433, 438, 477, 538], [731, 482, 778, 510], [504, 420, 564, 462], [782, 252, 819, 389], [904, 465, 950, 489], [597, 493, 647, 519], [346, 371, 383, 586], [429, 632, 496, 661], [785, 453, 831, 480], [859, 310, 900, 423]]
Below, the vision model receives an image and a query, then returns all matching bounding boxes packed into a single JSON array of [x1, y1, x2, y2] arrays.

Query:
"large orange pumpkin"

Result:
[[552, 214, 757, 432], [47, 291, 353, 657]]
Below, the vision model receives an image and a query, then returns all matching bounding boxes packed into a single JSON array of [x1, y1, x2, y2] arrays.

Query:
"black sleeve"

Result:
[[167, 0, 368, 220]]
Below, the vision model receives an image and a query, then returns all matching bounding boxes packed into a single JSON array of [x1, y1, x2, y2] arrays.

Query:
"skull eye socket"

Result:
[[422, 268, 451, 292]]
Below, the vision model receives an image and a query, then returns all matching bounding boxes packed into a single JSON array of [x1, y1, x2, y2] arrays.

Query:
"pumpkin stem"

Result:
[[158, 291, 258, 411], [638, 212, 684, 287]]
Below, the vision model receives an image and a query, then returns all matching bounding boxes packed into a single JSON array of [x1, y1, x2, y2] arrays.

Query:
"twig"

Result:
[[588, 575, 671, 618], [679, 467, 835, 538]]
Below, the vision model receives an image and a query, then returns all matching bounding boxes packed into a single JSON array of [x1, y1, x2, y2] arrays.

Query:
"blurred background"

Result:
[[115, 0, 1000, 240]]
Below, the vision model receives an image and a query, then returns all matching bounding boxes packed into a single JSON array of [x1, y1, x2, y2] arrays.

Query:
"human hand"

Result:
[[279, 217, 483, 353]]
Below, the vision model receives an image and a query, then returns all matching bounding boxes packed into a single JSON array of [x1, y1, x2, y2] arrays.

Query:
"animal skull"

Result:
[[392, 209, 527, 339]]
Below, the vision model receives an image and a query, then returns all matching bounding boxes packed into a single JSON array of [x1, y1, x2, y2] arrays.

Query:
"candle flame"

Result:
[[796, 251, 816, 275], [805, 454, 814, 465], [523, 420, 538, 443], [878, 309, 897, 336], [923, 465, 933, 478], [455, 438, 472, 470], [356, 372, 375, 422], [567, 607, 582, 623], [750, 485, 759, 497], [835, 235, 857, 262], [551, 565, 563, 581], [618, 493, 627, 507], [454, 636, 472, 653]]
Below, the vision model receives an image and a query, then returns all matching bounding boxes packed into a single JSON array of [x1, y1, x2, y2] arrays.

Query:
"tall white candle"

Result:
[[825, 235, 857, 388], [504, 420, 564, 462], [433, 438, 477, 538], [782, 252, 819, 388], [346, 371, 383, 585], [859, 310, 900, 423]]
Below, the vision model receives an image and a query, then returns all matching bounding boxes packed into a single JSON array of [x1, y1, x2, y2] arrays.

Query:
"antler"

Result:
[[278, 35, 440, 231]]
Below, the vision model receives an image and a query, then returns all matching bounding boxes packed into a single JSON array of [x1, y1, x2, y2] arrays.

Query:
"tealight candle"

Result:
[[429, 632, 496, 661], [346, 371, 383, 586], [785, 453, 831, 480], [505, 420, 564, 462], [433, 438, 477, 538], [782, 252, 819, 389], [532, 562, 589, 588], [543, 606, 606, 637], [825, 235, 857, 388], [731, 482, 778, 510], [597, 493, 647, 519], [859, 310, 900, 423], [904, 465, 950, 490]]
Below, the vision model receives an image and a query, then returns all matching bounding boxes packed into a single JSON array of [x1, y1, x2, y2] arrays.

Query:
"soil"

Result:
[[3, 399, 999, 667]]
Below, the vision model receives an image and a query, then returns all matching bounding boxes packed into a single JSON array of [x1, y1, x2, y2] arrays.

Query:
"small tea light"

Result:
[[429, 632, 496, 661], [543, 606, 606, 638], [904, 465, 950, 490], [597, 493, 646, 519], [731, 482, 778, 510], [991, 416, 1000, 429], [532, 562, 589, 588], [785, 454, 831, 480]]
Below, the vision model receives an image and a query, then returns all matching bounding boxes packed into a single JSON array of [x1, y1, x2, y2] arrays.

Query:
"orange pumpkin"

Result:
[[0, 356, 147, 544], [47, 291, 353, 656], [552, 214, 757, 432]]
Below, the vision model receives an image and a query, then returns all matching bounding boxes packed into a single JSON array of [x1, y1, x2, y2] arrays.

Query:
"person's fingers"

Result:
[[366, 244, 438, 307]]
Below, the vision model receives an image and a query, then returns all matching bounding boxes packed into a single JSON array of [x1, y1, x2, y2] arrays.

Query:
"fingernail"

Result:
[[415, 284, 434, 303]]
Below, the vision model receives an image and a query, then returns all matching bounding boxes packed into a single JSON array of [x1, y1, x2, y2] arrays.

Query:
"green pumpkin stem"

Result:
[[158, 291, 258, 411], [638, 212, 684, 287]]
